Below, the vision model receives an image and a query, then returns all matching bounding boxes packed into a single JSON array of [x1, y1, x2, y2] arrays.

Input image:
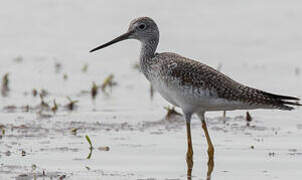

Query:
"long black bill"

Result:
[[89, 31, 133, 53]]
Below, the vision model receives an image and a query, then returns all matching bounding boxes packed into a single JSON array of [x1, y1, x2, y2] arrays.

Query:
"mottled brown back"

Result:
[[156, 52, 300, 110]]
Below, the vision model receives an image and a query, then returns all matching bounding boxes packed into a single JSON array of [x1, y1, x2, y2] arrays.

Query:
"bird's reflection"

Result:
[[186, 154, 214, 180], [186, 154, 193, 180], [206, 156, 214, 180]]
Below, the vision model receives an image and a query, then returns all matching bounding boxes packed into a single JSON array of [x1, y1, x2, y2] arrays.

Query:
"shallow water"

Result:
[[0, 0, 302, 179]]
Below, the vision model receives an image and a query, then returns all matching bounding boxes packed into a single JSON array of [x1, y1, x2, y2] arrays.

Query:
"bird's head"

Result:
[[90, 17, 159, 53]]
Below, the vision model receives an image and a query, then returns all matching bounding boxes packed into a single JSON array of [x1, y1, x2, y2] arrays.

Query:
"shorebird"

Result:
[[90, 17, 301, 169]]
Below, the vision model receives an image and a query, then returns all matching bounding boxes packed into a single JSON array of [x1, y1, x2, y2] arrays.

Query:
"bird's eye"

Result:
[[138, 24, 146, 30]]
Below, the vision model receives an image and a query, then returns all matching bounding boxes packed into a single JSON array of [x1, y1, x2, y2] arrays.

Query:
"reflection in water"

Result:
[[186, 154, 193, 180], [86, 147, 93, 159], [186, 151, 214, 180], [206, 157, 214, 180]]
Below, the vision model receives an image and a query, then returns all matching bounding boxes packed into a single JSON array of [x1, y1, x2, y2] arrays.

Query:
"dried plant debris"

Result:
[[22, 105, 30, 112], [55, 62, 62, 73], [132, 62, 141, 71], [295, 67, 300, 76], [82, 63, 89, 73], [21, 150, 26, 156], [63, 73, 68, 80], [150, 84, 154, 100], [216, 63, 223, 71], [3, 105, 31, 113], [98, 146, 110, 151], [246, 111, 252, 126], [101, 74, 117, 92], [51, 100, 58, 113], [59, 175, 67, 180], [13, 55, 23, 63], [40, 89, 48, 97], [32, 89, 38, 97], [1, 73, 10, 96], [164, 106, 182, 120], [0, 126, 5, 139], [3, 105, 17, 112], [37, 110, 53, 119], [223, 111, 226, 118], [91, 82, 98, 99], [65, 97, 78, 111], [70, 128, 78, 135], [40, 94, 50, 109], [32, 88, 48, 98]]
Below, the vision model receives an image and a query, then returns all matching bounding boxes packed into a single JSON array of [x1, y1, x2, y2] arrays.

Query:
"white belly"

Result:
[[150, 78, 256, 112]]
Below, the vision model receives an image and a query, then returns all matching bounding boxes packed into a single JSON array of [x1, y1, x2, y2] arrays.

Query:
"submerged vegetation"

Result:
[[246, 111, 252, 126], [100, 74, 117, 92], [164, 106, 182, 120], [85, 135, 93, 159], [1, 73, 10, 96]]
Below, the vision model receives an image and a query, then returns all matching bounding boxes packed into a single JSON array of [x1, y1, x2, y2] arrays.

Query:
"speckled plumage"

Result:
[[91, 16, 301, 114], [90, 16, 301, 166], [145, 52, 300, 111]]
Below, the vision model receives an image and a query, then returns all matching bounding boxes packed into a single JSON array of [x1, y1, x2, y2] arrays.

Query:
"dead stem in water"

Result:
[[32, 89, 38, 97], [82, 63, 88, 73], [164, 106, 182, 120], [13, 56, 23, 63], [40, 94, 50, 109], [246, 111, 252, 126], [98, 146, 110, 151], [132, 62, 140, 71], [63, 73, 68, 80], [101, 74, 117, 92], [22, 105, 30, 112], [65, 97, 78, 111], [55, 62, 62, 73], [51, 100, 58, 113], [70, 128, 78, 135], [295, 67, 300, 76], [91, 82, 98, 99], [150, 84, 154, 100], [1, 73, 10, 96]]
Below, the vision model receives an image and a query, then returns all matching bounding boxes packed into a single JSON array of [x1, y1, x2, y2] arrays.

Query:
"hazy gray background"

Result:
[[0, 0, 301, 179]]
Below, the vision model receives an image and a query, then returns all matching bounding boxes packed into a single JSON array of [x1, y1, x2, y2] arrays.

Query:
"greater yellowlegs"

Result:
[[90, 16, 301, 172]]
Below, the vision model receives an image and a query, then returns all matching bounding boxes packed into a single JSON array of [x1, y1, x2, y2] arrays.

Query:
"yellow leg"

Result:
[[202, 120, 214, 160], [202, 120, 214, 179], [186, 122, 193, 158], [186, 122, 193, 180], [197, 111, 215, 179]]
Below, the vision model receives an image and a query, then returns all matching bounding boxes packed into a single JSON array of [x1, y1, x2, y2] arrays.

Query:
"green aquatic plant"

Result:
[[85, 135, 93, 149], [101, 74, 116, 92], [85, 135, 93, 159]]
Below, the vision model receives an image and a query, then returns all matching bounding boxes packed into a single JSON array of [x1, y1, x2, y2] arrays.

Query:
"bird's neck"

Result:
[[139, 39, 158, 60], [139, 39, 159, 79]]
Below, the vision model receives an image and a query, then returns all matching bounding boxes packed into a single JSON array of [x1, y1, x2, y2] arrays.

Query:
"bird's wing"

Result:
[[156, 52, 301, 110]]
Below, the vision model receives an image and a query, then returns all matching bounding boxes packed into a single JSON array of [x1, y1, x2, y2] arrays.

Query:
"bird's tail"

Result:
[[261, 91, 301, 110]]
